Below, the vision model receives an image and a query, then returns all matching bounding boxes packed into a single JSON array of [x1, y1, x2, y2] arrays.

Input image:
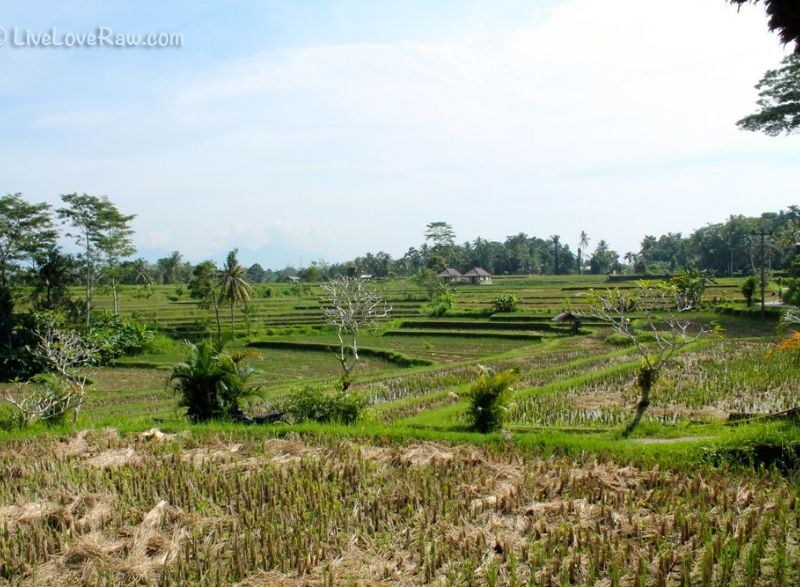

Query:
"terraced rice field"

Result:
[[2, 277, 795, 585]]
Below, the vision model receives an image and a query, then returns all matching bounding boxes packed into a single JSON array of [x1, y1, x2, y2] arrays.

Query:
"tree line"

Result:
[[2, 193, 798, 301], [98, 208, 800, 283], [309, 211, 799, 281]]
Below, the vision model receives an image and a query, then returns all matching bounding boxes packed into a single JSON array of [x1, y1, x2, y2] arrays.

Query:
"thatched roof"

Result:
[[438, 267, 462, 277], [730, 0, 800, 52], [552, 311, 579, 322], [463, 267, 491, 277]]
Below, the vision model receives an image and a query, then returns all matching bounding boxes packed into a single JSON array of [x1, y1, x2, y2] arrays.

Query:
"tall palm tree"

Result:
[[577, 231, 590, 274], [133, 258, 153, 285], [549, 235, 561, 274], [162, 251, 183, 284], [218, 249, 253, 335]]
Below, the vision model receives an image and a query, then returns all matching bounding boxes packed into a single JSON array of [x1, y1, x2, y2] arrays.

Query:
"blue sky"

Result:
[[0, 0, 797, 268]]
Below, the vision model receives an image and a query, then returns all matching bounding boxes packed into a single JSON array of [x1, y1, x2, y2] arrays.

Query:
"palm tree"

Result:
[[218, 249, 253, 335], [639, 235, 657, 274], [624, 251, 638, 271], [133, 258, 152, 285], [577, 231, 590, 274], [169, 339, 259, 422], [161, 251, 183, 284], [549, 235, 561, 274]]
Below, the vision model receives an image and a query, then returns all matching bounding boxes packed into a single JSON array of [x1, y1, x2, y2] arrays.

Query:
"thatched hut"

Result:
[[463, 267, 492, 285], [553, 311, 582, 336], [438, 267, 462, 283]]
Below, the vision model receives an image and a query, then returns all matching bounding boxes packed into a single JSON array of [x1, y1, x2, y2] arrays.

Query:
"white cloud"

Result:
[[2, 0, 797, 264]]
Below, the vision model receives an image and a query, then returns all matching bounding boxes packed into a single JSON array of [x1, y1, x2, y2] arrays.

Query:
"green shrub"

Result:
[[466, 366, 516, 433], [0, 403, 23, 431], [143, 332, 180, 355], [492, 294, 519, 313], [741, 276, 758, 307], [280, 385, 366, 424], [86, 316, 155, 363], [169, 339, 261, 422], [668, 269, 713, 309], [425, 291, 454, 317], [780, 278, 800, 306]]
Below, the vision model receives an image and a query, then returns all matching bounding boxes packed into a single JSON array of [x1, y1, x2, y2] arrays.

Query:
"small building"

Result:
[[463, 267, 492, 285], [553, 311, 582, 336], [438, 267, 462, 282]]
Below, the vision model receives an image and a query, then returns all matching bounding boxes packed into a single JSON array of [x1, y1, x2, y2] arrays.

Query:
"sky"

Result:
[[0, 0, 797, 269]]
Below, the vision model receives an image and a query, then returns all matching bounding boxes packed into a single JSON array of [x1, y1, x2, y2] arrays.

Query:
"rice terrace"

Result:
[[3, 263, 800, 586], [3, 1, 800, 586]]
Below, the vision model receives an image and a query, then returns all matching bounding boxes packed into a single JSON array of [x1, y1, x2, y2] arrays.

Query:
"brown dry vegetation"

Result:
[[1, 430, 799, 586]]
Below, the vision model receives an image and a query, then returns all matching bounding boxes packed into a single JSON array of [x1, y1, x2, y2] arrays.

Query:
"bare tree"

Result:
[[580, 283, 713, 436], [3, 379, 84, 427], [3, 317, 98, 425], [320, 277, 391, 390]]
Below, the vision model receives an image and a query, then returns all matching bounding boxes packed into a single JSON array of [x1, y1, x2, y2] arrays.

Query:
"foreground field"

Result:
[[2, 278, 799, 585], [2, 430, 799, 586]]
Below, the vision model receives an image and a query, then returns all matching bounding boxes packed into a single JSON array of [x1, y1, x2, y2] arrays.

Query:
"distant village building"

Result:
[[438, 267, 462, 283], [285, 275, 301, 283], [463, 267, 492, 285]]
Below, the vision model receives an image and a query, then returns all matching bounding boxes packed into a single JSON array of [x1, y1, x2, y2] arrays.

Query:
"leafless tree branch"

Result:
[[320, 277, 391, 389], [3, 317, 100, 425]]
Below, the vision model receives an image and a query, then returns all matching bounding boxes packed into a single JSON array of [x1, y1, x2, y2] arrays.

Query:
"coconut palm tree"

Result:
[[577, 231, 590, 274], [133, 258, 153, 285], [549, 235, 561, 274], [158, 251, 183, 284], [218, 249, 253, 335]]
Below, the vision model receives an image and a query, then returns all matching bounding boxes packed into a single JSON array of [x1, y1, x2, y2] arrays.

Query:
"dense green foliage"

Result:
[[87, 316, 155, 363], [169, 340, 260, 422], [669, 269, 713, 308], [425, 291, 454, 316], [0, 193, 57, 289], [780, 277, 800, 305], [466, 366, 516, 433], [737, 54, 800, 135], [741, 275, 758, 306], [280, 384, 366, 424], [491, 293, 520, 313], [57, 193, 136, 325]]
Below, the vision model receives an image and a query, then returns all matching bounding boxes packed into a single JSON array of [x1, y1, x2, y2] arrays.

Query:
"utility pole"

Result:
[[751, 230, 772, 320]]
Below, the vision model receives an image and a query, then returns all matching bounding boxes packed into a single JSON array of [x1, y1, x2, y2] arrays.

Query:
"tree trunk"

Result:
[[112, 277, 120, 315], [212, 297, 222, 340], [85, 276, 92, 327], [230, 300, 235, 336], [623, 383, 651, 437], [85, 239, 93, 327], [339, 359, 355, 391]]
